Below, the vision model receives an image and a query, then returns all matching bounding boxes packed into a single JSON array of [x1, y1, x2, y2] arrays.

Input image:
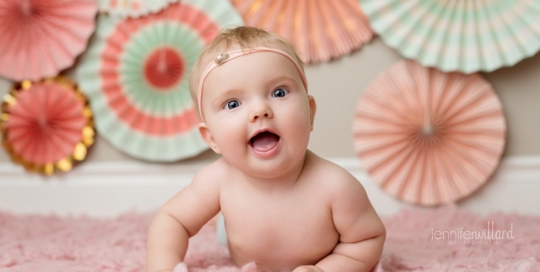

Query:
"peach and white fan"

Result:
[[76, 0, 244, 162], [1, 77, 95, 175], [0, 0, 97, 81], [352, 60, 506, 206], [230, 0, 374, 64], [98, 0, 177, 18]]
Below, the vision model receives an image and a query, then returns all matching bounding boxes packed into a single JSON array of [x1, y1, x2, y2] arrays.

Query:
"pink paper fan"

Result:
[[352, 60, 506, 206], [230, 0, 374, 64], [0, 0, 97, 81], [1, 77, 94, 175], [97, 0, 178, 18]]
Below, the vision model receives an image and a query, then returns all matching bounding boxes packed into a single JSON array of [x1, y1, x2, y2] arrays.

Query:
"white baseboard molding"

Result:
[[1, 156, 539, 217]]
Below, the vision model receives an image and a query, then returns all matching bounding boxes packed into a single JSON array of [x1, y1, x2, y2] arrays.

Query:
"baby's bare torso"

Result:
[[218, 155, 341, 271]]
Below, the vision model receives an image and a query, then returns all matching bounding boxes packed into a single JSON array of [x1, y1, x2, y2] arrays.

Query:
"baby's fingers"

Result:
[[292, 265, 324, 272], [173, 262, 188, 272], [241, 262, 258, 272]]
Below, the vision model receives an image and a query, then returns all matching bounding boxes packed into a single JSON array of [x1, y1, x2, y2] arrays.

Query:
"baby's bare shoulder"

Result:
[[304, 151, 363, 192], [192, 157, 233, 186]]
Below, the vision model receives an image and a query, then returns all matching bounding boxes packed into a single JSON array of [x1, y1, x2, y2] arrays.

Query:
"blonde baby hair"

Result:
[[189, 26, 304, 118]]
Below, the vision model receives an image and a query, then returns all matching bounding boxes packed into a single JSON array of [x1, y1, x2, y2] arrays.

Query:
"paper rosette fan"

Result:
[[352, 60, 506, 206], [359, 0, 540, 73], [0, 77, 95, 175], [76, 1, 243, 162], [98, 0, 178, 18], [0, 0, 97, 81], [231, 0, 374, 64]]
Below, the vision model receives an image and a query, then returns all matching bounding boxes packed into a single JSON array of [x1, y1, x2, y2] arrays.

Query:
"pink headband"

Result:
[[197, 47, 308, 120]]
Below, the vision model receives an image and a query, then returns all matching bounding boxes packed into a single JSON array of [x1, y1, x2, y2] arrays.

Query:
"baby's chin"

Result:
[[242, 157, 305, 179]]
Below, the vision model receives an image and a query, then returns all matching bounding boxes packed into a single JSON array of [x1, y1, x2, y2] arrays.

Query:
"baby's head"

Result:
[[189, 26, 305, 117], [191, 26, 316, 177]]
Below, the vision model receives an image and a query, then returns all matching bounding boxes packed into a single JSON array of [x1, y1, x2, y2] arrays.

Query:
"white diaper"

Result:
[[217, 212, 228, 246]]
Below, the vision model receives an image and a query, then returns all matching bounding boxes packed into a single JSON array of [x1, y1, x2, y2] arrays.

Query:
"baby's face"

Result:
[[198, 49, 316, 178]]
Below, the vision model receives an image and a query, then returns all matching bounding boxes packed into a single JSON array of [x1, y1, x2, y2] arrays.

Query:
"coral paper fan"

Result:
[[352, 60, 506, 206], [1, 77, 95, 175], [98, 0, 178, 18], [76, 0, 243, 162], [231, 0, 374, 64], [359, 0, 540, 73], [0, 0, 98, 81]]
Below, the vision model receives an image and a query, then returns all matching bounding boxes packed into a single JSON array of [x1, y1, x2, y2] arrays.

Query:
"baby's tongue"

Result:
[[251, 132, 279, 151]]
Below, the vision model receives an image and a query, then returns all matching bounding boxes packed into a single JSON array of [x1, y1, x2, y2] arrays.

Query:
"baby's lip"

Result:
[[248, 129, 280, 144], [248, 129, 281, 157]]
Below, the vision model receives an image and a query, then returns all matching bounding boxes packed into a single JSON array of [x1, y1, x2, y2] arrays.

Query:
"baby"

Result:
[[146, 26, 385, 272]]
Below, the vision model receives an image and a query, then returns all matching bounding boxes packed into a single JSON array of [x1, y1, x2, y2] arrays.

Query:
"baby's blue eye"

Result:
[[225, 100, 240, 109], [272, 88, 288, 98]]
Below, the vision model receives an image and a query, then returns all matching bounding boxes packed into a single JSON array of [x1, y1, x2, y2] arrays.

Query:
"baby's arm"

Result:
[[298, 171, 386, 272], [146, 167, 221, 272]]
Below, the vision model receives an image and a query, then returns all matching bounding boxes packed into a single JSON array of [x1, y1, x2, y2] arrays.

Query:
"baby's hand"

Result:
[[292, 265, 324, 272]]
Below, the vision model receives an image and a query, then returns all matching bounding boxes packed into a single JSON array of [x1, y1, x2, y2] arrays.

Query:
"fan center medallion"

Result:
[[143, 47, 184, 90]]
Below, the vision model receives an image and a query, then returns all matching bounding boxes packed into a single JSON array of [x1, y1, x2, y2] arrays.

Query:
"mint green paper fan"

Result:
[[359, 0, 540, 73], [76, 0, 244, 162]]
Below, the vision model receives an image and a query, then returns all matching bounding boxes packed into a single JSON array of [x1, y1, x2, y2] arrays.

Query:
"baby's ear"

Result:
[[199, 123, 221, 154], [308, 95, 317, 131]]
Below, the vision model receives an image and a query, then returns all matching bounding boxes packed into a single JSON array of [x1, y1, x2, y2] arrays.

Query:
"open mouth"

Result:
[[249, 131, 280, 153]]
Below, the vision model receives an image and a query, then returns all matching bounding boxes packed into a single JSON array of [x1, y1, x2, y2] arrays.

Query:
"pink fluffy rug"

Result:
[[1, 205, 539, 272]]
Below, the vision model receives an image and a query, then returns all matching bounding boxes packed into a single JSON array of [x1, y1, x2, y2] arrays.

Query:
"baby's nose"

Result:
[[250, 102, 274, 122]]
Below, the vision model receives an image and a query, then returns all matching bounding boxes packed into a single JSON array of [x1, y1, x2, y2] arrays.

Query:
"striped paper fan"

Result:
[[98, 0, 177, 18], [352, 60, 506, 206], [0, 0, 97, 81], [76, 1, 244, 162], [359, 0, 540, 73], [231, 0, 374, 64]]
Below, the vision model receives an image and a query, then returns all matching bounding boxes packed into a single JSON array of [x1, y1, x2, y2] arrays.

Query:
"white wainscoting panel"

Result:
[[0, 156, 539, 217]]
